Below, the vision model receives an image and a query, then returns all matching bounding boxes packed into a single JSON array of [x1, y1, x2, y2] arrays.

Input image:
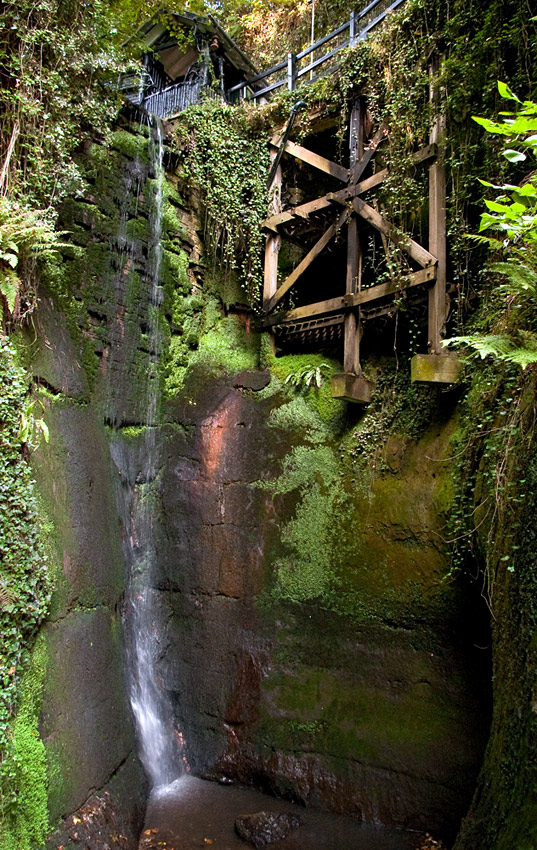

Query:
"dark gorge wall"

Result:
[[24, 113, 491, 847], [21, 114, 200, 846], [150, 364, 490, 841]]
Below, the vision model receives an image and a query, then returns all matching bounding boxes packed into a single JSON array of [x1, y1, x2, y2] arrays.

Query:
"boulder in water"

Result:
[[234, 811, 302, 847]]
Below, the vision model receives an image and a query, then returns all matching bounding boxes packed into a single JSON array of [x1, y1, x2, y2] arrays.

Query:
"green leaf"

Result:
[[484, 200, 510, 212], [514, 183, 537, 198], [498, 81, 520, 102], [3, 253, 19, 268], [472, 115, 513, 135], [477, 178, 504, 189], [35, 420, 49, 444], [502, 149, 526, 162]]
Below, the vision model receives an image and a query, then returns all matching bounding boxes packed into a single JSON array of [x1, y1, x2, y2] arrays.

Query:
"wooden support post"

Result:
[[333, 96, 371, 403], [263, 146, 282, 312], [287, 53, 296, 91], [344, 96, 363, 376], [427, 53, 448, 355]]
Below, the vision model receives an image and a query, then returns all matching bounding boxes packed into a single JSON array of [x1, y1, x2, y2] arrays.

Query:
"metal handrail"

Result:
[[296, 20, 350, 60], [232, 0, 405, 103]]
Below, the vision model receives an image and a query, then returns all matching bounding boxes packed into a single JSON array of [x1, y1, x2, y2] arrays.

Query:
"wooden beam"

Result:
[[263, 149, 282, 311], [266, 208, 349, 313], [262, 146, 434, 231], [352, 197, 437, 268], [350, 122, 388, 184], [271, 137, 349, 182], [263, 266, 436, 326], [263, 169, 388, 230], [428, 55, 448, 355], [412, 143, 437, 165]]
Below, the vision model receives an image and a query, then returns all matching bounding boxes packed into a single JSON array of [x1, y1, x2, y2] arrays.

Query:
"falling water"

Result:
[[112, 116, 184, 789]]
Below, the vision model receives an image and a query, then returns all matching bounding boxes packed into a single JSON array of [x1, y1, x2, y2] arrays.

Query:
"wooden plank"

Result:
[[428, 55, 448, 355], [350, 122, 388, 183], [263, 169, 388, 229], [352, 197, 437, 268], [264, 266, 436, 326], [355, 266, 436, 304], [266, 209, 349, 313], [271, 137, 349, 182], [261, 146, 432, 231]]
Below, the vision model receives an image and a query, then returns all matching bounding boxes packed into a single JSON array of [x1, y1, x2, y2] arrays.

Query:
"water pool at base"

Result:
[[139, 775, 424, 850]]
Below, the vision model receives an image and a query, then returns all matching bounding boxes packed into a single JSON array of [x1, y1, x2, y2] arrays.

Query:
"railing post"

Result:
[[287, 53, 296, 91], [349, 10, 357, 45]]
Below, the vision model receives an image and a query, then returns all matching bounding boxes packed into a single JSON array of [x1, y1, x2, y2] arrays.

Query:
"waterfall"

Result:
[[111, 116, 184, 789]]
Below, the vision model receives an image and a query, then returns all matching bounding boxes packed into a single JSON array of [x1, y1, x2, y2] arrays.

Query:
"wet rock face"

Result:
[[153, 372, 490, 841], [235, 811, 302, 848]]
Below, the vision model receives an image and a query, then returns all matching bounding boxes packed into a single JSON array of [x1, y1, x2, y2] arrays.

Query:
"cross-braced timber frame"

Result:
[[261, 55, 461, 402]]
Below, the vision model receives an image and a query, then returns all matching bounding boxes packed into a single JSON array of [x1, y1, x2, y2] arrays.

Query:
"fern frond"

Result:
[[0, 582, 15, 609], [491, 261, 537, 297], [443, 332, 537, 369]]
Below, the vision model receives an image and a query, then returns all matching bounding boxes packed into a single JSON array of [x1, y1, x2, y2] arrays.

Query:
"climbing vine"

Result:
[[173, 99, 269, 305]]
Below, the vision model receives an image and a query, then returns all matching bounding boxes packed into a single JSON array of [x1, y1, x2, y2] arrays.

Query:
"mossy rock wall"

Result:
[[453, 377, 537, 850], [17, 107, 492, 848], [153, 347, 490, 842], [25, 297, 147, 846], [13, 112, 201, 845]]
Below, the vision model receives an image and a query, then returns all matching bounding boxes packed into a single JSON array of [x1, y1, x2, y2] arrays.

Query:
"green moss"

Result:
[[258, 444, 344, 604], [197, 314, 259, 371], [165, 298, 260, 397], [116, 425, 148, 440], [275, 483, 337, 602], [267, 397, 327, 444], [125, 216, 150, 244], [109, 129, 149, 161], [0, 635, 49, 850], [162, 247, 190, 296], [266, 350, 344, 428], [258, 655, 457, 766]]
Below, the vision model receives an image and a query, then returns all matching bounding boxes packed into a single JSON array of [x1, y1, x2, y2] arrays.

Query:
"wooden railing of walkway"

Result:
[[228, 0, 406, 103]]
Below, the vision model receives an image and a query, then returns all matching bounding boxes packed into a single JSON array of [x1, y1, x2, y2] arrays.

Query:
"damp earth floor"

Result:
[[138, 775, 424, 850]]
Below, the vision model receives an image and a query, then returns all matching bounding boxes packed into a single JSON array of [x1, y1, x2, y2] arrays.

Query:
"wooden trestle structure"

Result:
[[261, 57, 461, 402]]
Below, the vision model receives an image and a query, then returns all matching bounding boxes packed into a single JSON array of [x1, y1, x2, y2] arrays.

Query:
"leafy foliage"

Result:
[[173, 99, 269, 303], [444, 85, 537, 369], [284, 362, 331, 389], [0, 339, 51, 836], [0, 199, 65, 326]]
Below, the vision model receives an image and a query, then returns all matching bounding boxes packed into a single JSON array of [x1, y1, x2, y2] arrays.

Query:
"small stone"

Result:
[[234, 811, 302, 848]]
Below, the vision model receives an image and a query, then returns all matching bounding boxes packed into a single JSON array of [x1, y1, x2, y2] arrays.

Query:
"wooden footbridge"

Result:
[[259, 56, 461, 402]]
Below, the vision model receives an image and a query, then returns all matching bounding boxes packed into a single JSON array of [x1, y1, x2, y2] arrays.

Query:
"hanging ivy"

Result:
[[173, 98, 269, 305]]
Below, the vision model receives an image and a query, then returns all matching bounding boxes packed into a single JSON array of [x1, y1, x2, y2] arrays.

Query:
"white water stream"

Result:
[[112, 117, 184, 789]]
